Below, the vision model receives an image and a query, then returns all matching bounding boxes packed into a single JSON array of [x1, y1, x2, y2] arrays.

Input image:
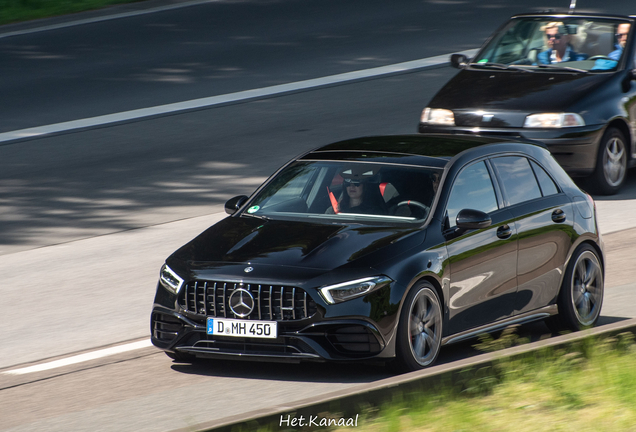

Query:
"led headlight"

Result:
[[319, 276, 392, 304], [420, 108, 455, 126], [159, 264, 184, 294], [523, 113, 585, 128]]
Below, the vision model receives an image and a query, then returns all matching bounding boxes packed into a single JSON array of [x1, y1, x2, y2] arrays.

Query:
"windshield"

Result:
[[474, 17, 632, 72], [243, 161, 443, 224]]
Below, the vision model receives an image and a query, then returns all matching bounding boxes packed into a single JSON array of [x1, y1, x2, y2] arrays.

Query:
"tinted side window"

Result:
[[491, 156, 541, 206], [530, 160, 559, 196], [446, 161, 498, 227]]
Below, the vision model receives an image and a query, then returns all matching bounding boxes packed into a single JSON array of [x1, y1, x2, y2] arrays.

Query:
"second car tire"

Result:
[[593, 127, 627, 195]]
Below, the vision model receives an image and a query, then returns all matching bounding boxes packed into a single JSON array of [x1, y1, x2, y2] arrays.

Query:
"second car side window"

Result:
[[446, 161, 498, 228], [491, 156, 542, 206]]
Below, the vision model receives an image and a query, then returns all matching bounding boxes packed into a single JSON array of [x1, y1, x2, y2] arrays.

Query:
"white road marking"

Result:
[[3, 339, 153, 375], [0, 49, 478, 144]]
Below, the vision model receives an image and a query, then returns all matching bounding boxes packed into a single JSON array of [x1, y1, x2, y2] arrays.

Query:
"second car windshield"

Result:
[[473, 17, 632, 72], [243, 161, 443, 223]]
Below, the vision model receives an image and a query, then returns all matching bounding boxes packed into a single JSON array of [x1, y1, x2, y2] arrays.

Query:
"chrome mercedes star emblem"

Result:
[[228, 288, 255, 317], [244, 266, 254, 273]]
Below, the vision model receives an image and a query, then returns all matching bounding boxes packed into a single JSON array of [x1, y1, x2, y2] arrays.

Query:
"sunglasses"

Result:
[[546, 33, 562, 40], [344, 179, 362, 187], [616, 33, 629, 39]]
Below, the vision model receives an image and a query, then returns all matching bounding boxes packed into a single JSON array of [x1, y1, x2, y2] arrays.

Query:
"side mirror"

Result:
[[456, 209, 492, 230], [450, 54, 469, 69], [225, 195, 248, 215]]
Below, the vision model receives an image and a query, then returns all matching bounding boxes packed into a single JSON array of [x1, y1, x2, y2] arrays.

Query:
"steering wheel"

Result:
[[588, 55, 614, 61], [395, 200, 430, 218]]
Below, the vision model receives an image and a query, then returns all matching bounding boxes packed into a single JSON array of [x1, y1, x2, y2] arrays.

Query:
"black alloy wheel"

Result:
[[394, 281, 443, 372], [593, 127, 627, 195], [546, 243, 604, 333]]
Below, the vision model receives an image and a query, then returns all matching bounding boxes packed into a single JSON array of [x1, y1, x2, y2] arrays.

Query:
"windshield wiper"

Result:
[[470, 62, 535, 72], [243, 213, 270, 221], [536, 64, 588, 73]]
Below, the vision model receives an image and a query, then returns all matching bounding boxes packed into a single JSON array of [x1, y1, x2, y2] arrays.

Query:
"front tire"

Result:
[[394, 282, 443, 372], [547, 244, 604, 333], [592, 127, 627, 195]]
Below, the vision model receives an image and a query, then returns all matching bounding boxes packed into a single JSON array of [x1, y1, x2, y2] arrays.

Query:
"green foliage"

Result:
[[0, 0, 142, 25], [319, 331, 636, 432]]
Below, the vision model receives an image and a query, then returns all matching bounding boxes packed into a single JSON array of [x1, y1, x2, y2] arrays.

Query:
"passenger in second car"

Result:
[[537, 22, 588, 64]]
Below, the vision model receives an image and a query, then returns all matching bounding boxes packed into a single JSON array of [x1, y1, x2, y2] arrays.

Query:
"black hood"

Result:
[[430, 69, 615, 127], [169, 216, 423, 271]]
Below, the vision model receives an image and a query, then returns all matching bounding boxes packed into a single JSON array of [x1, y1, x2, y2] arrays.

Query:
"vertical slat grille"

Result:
[[182, 280, 317, 321]]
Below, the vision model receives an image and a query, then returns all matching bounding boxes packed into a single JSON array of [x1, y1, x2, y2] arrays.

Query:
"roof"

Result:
[[301, 134, 546, 168], [511, 12, 634, 21]]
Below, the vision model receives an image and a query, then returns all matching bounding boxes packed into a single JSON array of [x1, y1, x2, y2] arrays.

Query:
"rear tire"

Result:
[[547, 244, 604, 333], [394, 282, 443, 372], [592, 127, 627, 195]]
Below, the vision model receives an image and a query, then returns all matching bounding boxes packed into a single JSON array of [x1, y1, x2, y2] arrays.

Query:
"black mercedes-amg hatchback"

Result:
[[151, 134, 604, 372]]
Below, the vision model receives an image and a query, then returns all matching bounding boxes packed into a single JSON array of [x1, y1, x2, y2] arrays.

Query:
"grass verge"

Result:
[[0, 0, 145, 26], [232, 329, 636, 432]]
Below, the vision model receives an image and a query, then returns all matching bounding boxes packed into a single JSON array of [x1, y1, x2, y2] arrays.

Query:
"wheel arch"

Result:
[[399, 273, 446, 326], [559, 238, 605, 295]]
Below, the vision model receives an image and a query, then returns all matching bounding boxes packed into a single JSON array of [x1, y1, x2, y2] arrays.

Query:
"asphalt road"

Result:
[[2, 1, 636, 431], [2, 0, 636, 133]]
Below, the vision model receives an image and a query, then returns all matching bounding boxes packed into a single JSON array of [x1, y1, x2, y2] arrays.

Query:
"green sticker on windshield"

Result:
[[477, 59, 488, 63], [247, 205, 260, 214]]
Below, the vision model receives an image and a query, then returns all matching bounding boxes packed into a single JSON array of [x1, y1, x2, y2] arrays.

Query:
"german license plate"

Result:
[[207, 317, 277, 339]]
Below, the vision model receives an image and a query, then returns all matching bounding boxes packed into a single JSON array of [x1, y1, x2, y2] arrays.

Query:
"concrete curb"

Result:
[[174, 318, 636, 432]]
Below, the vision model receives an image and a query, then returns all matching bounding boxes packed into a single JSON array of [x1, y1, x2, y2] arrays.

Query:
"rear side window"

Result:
[[491, 156, 541, 206], [530, 160, 559, 196]]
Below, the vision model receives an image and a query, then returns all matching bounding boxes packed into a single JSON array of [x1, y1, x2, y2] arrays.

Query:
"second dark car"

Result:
[[151, 134, 604, 372], [419, 12, 636, 194]]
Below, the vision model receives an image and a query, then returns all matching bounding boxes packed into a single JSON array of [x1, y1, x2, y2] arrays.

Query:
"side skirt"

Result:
[[441, 305, 558, 346]]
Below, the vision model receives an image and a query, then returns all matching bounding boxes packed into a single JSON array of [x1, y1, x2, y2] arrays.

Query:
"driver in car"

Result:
[[326, 167, 388, 215], [537, 22, 588, 64], [609, 23, 631, 60]]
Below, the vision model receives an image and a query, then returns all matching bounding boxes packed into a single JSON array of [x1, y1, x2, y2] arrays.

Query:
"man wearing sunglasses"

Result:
[[537, 22, 588, 65], [609, 23, 631, 61]]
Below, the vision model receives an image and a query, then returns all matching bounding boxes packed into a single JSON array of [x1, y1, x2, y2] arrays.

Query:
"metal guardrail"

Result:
[[172, 318, 636, 432]]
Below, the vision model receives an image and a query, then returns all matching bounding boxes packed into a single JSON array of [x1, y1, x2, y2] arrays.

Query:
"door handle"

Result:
[[497, 225, 512, 239], [552, 209, 566, 223]]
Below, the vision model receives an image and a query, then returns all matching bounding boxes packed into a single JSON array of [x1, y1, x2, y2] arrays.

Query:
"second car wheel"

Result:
[[546, 243, 604, 333], [593, 127, 627, 195], [394, 281, 443, 372]]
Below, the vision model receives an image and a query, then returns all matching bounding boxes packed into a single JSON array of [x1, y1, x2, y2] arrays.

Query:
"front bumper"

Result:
[[150, 279, 400, 363], [151, 308, 388, 362], [418, 124, 605, 177]]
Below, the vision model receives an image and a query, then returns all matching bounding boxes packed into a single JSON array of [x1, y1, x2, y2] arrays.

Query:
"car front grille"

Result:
[[181, 281, 317, 321]]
